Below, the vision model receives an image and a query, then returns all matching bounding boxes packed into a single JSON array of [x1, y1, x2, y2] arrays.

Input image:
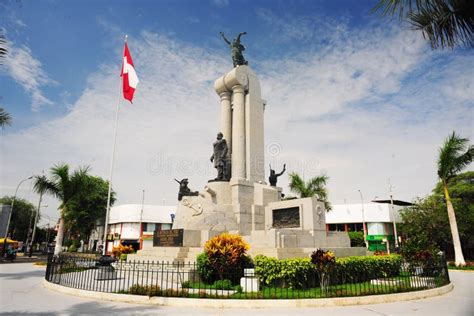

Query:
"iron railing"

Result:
[[44, 254, 450, 299]]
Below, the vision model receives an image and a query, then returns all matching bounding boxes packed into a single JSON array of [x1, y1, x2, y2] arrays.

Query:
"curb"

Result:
[[43, 280, 454, 308]]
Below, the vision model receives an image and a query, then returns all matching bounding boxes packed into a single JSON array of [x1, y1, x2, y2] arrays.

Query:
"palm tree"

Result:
[[288, 172, 332, 210], [34, 164, 91, 255], [373, 0, 474, 49], [437, 132, 473, 266], [0, 107, 12, 128]]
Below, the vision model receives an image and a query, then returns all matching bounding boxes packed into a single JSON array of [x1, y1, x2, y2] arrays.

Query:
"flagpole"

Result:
[[102, 35, 127, 256]]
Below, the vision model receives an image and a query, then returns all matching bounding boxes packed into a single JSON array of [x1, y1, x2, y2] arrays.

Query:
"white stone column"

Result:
[[219, 91, 232, 151], [232, 84, 246, 180]]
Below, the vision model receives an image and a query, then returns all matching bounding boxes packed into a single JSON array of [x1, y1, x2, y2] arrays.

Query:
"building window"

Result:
[[328, 224, 345, 231], [142, 223, 156, 233], [347, 223, 363, 232]]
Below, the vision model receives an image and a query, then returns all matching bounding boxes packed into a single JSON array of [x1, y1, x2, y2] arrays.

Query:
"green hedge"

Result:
[[254, 254, 402, 289]]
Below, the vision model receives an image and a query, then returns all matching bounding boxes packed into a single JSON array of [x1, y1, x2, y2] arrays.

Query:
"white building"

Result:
[[326, 200, 413, 251], [104, 204, 176, 253]]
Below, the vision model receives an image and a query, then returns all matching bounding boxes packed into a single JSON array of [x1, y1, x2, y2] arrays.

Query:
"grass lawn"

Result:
[[180, 277, 436, 299]]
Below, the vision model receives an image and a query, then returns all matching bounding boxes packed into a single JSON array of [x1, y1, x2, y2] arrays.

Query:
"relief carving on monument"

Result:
[[182, 198, 204, 217], [272, 206, 301, 228]]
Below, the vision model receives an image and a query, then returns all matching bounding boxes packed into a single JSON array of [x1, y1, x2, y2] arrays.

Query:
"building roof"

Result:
[[108, 204, 176, 225], [326, 203, 406, 224]]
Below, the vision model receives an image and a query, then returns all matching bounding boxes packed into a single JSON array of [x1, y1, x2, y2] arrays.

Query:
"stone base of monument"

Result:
[[129, 184, 365, 263]]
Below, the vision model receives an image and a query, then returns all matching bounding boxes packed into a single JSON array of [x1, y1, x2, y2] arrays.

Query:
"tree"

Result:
[[288, 172, 332, 210], [33, 164, 92, 255], [372, 0, 474, 49], [0, 107, 12, 128], [437, 132, 473, 265], [399, 172, 474, 260], [65, 176, 115, 244], [0, 196, 36, 241]]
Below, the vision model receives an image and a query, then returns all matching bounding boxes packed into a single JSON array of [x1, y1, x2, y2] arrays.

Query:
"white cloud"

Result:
[[1, 24, 472, 226], [211, 0, 229, 8], [4, 43, 56, 111]]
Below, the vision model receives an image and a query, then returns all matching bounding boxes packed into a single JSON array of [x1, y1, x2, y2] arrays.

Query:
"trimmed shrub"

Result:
[[196, 252, 218, 284], [213, 279, 233, 290], [254, 254, 403, 289], [334, 255, 402, 283], [254, 255, 316, 289]]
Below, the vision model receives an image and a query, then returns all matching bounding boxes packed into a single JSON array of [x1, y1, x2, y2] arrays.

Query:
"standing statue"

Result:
[[175, 178, 199, 201], [269, 164, 286, 186], [210, 132, 230, 181], [220, 31, 248, 67]]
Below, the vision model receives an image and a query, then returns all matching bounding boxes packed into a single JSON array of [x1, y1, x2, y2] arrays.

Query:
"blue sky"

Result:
[[1, 0, 472, 226]]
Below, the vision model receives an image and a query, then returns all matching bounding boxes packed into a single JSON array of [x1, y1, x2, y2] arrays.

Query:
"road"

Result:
[[0, 263, 472, 315]]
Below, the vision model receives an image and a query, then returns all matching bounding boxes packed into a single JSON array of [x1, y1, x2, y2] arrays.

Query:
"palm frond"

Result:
[[0, 107, 12, 128], [452, 145, 473, 174], [289, 172, 307, 198], [33, 175, 60, 199], [306, 175, 329, 192], [0, 33, 7, 65], [437, 131, 472, 181], [408, 0, 474, 49], [372, 0, 423, 19]]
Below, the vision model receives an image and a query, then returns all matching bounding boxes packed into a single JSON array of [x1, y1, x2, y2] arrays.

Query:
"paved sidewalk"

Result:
[[0, 263, 472, 315]]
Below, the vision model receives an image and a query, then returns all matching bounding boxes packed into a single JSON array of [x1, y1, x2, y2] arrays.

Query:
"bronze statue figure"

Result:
[[220, 31, 248, 67], [175, 178, 199, 201], [210, 132, 230, 181], [269, 163, 286, 186]]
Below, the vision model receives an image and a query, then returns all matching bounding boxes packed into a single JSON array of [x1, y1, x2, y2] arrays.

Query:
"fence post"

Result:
[[44, 252, 54, 281]]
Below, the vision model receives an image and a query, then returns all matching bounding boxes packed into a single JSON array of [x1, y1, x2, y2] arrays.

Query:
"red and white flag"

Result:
[[121, 42, 139, 103]]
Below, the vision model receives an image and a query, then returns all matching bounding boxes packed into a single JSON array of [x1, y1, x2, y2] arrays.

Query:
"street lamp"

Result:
[[3, 176, 33, 255], [358, 189, 368, 249]]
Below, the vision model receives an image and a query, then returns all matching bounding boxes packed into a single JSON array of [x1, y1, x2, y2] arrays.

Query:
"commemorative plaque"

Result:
[[153, 229, 184, 247], [272, 206, 300, 228]]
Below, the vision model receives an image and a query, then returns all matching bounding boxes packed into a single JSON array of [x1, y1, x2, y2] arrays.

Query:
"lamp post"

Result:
[[358, 189, 368, 249], [3, 176, 33, 255], [389, 180, 399, 249]]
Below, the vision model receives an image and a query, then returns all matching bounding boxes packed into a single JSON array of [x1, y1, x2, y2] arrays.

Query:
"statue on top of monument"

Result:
[[220, 31, 248, 67], [210, 132, 231, 181], [269, 164, 286, 187], [175, 178, 199, 201]]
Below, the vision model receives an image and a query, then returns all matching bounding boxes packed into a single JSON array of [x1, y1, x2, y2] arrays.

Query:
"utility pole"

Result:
[[358, 189, 368, 249], [29, 191, 43, 257], [389, 179, 399, 249], [139, 189, 145, 250]]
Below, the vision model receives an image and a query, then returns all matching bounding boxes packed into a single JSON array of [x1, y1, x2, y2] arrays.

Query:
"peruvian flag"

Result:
[[121, 42, 139, 103]]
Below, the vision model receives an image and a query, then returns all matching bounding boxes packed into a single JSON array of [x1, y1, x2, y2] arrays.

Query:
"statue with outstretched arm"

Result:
[[269, 164, 286, 186], [220, 31, 248, 67]]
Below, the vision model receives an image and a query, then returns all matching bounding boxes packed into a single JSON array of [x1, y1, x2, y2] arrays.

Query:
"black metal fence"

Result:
[[44, 254, 450, 299]]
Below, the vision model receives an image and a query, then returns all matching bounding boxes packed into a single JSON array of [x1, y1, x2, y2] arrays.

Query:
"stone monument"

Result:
[[129, 40, 362, 263]]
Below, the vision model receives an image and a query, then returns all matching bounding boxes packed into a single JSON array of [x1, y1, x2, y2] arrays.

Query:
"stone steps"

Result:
[[127, 247, 203, 263]]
